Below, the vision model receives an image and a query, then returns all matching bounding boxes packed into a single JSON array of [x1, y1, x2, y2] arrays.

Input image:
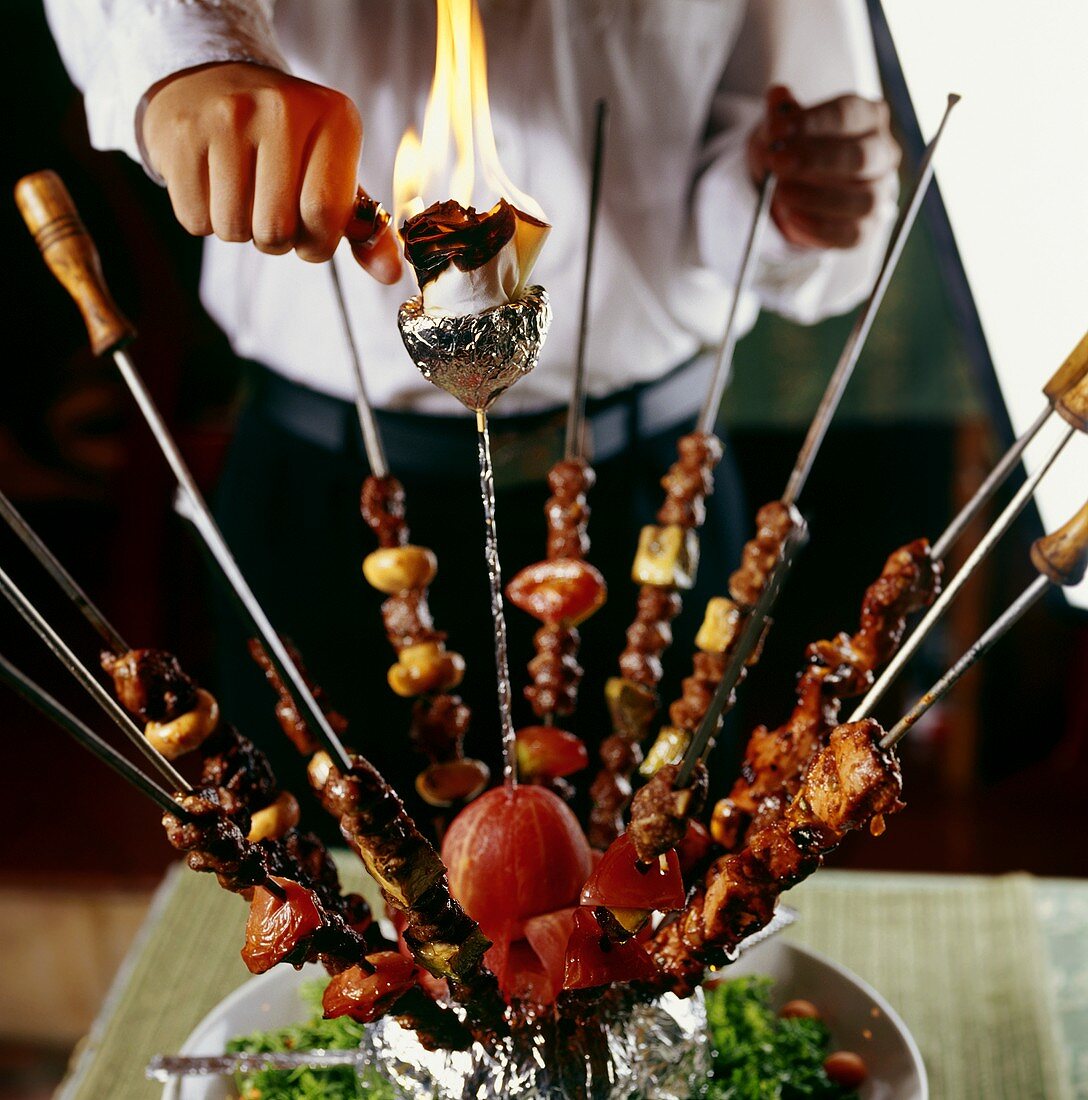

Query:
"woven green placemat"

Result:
[[61, 863, 1071, 1099], [783, 870, 1072, 1100]]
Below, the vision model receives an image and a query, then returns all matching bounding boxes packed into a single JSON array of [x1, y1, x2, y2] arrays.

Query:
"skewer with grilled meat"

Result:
[[652, 718, 903, 994], [588, 431, 722, 848], [360, 475, 489, 809], [709, 539, 937, 853]]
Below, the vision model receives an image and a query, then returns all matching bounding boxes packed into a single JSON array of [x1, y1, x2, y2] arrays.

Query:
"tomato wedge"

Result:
[[676, 820, 714, 877], [506, 559, 606, 625], [523, 907, 577, 1000], [241, 876, 322, 974], [579, 834, 685, 912], [322, 952, 418, 1023], [516, 726, 589, 779], [562, 907, 660, 991]]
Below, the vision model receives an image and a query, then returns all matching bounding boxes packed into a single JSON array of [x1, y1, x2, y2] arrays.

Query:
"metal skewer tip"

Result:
[[696, 172, 777, 437], [782, 92, 960, 509], [566, 98, 609, 461], [0, 654, 186, 816]]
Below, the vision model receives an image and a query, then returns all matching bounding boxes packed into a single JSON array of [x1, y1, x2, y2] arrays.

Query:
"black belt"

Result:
[[247, 352, 714, 486]]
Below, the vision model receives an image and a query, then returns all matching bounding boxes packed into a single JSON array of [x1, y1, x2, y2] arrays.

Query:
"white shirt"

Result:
[[45, 0, 896, 416]]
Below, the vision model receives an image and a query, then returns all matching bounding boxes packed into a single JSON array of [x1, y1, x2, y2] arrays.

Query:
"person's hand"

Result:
[[747, 85, 900, 250], [142, 62, 402, 282]]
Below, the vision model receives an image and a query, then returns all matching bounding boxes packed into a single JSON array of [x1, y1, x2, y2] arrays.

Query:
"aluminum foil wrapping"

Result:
[[354, 988, 708, 1099], [397, 286, 552, 412]]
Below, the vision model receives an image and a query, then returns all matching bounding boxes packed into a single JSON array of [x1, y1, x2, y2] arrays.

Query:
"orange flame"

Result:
[[393, 0, 546, 229]]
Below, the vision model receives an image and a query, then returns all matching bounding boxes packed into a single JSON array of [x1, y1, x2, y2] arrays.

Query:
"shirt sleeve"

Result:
[[691, 0, 898, 325], [43, 0, 288, 167]]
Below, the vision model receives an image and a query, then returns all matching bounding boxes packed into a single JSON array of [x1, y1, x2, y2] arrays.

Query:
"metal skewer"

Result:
[[670, 94, 961, 783], [0, 565, 190, 791], [675, 520, 809, 786], [328, 257, 390, 478], [696, 172, 777, 436], [565, 98, 609, 460], [880, 496, 1088, 748], [782, 92, 960, 508], [0, 490, 127, 654], [931, 329, 1088, 560], [15, 170, 354, 774], [0, 653, 186, 814], [850, 421, 1075, 721]]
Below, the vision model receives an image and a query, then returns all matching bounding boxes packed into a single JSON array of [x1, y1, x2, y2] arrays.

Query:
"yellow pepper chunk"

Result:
[[639, 726, 692, 777], [631, 525, 699, 589], [605, 677, 657, 741], [388, 642, 465, 697], [695, 597, 742, 654], [363, 545, 438, 594]]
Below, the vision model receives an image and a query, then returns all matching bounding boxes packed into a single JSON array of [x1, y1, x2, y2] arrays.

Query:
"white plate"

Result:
[[163, 939, 927, 1099]]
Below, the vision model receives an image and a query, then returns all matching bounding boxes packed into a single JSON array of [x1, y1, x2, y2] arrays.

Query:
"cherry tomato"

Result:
[[442, 786, 592, 943], [241, 876, 322, 974], [580, 833, 685, 912], [562, 907, 660, 991], [322, 952, 418, 1023], [507, 559, 606, 625], [780, 999, 821, 1020], [516, 726, 589, 779]]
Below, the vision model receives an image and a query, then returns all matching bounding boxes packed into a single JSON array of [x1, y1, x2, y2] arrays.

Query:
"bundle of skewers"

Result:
[[9, 45, 1088, 1097]]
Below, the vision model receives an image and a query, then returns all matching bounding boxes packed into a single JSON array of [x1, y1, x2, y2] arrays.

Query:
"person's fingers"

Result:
[[774, 179, 881, 221], [350, 223, 403, 284], [770, 130, 900, 182], [207, 137, 256, 242], [161, 148, 212, 237], [789, 95, 889, 139], [252, 121, 302, 255], [295, 97, 361, 263], [774, 207, 865, 250]]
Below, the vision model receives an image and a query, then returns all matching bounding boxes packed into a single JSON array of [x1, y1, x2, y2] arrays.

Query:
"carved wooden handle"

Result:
[[1031, 498, 1088, 586], [14, 170, 135, 356], [1043, 329, 1088, 431]]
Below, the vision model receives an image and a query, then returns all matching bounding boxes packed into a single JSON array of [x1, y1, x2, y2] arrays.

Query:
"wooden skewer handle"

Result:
[[1031, 498, 1088, 586], [14, 170, 136, 356], [1044, 329, 1088, 430]]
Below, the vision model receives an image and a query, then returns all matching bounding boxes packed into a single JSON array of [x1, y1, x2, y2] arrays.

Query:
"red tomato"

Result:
[[391, 909, 448, 1000], [442, 786, 592, 942], [580, 834, 685, 912], [506, 559, 607, 625], [523, 907, 577, 999], [516, 726, 589, 779], [562, 907, 661, 991], [241, 876, 322, 974], [322, 952, 418, 1023], [676, 820, 714, 877]]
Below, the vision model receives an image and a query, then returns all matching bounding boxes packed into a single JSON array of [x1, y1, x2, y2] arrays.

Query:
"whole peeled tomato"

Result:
[[442, 785, 592, 941]]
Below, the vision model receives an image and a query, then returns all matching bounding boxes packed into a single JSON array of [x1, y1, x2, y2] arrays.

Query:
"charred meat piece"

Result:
[[101, 648, 197, 723], [627, 763, 708, 862], [360, 475, 408, 548]]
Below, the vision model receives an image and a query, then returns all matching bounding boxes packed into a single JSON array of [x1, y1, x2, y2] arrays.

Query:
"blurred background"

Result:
[[1, 1, 1086, 1096]]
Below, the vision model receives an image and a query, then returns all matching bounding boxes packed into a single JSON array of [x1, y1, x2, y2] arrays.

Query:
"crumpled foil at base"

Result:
[[354, 988, 708, 1099], [397, 286, 552, 412]]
